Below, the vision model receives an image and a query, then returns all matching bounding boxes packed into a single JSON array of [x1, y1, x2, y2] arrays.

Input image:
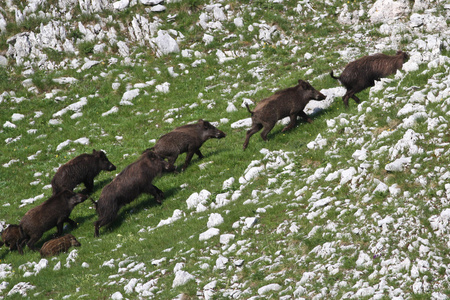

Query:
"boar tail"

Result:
[[330, 70, 340, 80], [245, 104, 254, 116]]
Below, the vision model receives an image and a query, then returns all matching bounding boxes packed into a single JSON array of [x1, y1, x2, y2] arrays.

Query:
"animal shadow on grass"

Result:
[[172, 147, 227, 172], [262, 110, 327, 143], [99, 186, 180, 236], [70, 214, 95, 228]]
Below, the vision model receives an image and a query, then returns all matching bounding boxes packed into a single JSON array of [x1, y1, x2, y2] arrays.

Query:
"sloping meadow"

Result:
[[0, 0, 449, 298]]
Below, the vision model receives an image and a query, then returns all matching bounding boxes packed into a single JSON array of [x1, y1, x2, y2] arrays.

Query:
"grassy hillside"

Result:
[[0, 0, 449, 299]]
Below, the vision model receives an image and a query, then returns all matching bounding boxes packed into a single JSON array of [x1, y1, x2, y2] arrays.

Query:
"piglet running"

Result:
[[40, 234, 81, 257]]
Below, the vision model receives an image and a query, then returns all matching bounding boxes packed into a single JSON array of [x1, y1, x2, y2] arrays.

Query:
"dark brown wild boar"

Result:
[[20, 190, 87, 251], [94, 150, 174, 237], [153, 119, 226, 171], [51, 149, 116, 195], [243, 79, 326, 150], [39, 234, 81, 257], [330, 50, 409, 107], [1, 224, 25, 255]]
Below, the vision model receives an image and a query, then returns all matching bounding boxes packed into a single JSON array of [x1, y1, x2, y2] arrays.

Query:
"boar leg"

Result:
[[181, 151, 195, 171], [297, 111, 313, 124], [167, 156, 177, 171], [94, 223, 101, 237], [282, 114, 298, 132], [351, 94, 361, 104], [148, 184, 164, 204], [16, 241, 24, 255], [65, 217, 78, 228], [243, 124, 263, 150], [82, 179, 94, 194], [342, 92, 351, 108], [260, 123, 276, 141], [195, 149, 204, 159], [26, 237, 40, 251], [54, 222, 65, 237], [343, 88, 360, 107]]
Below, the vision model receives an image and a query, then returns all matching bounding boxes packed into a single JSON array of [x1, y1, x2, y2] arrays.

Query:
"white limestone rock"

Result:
[[207, 213, 224, 228], [140, 0, 163, 5], [120, 89, 140, 106], [199, 228, 220, 241], [151, 4, 166, 12], [113, 0, 130, 11], [172, 270, 195, 288], [368, 0, 410, 24], [385, 156, 411, 172], [153, 30, 179, 56]]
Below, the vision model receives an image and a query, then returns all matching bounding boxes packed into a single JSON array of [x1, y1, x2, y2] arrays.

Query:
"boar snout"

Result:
[[71, 237, 81, 247], [315, 92, 326, 101], [108, 163, 116, 171], [216, 130, 226, 139]]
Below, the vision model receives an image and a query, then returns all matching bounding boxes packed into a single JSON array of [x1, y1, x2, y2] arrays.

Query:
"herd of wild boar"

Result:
[[0, 51, 409, 257]]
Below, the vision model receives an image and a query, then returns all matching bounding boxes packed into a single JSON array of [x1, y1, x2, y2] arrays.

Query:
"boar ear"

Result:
[[298, 80, 308, 89], [198, 119, 206, 127]]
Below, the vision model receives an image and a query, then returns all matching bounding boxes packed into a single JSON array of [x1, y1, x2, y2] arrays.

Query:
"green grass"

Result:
[[1, 0, 449, 299]]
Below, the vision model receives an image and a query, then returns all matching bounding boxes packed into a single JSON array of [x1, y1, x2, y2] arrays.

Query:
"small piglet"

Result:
[[51, 149, 116, 195], [94, 150, 173, 237], [153, 119, 226, 171], [243, 79, 326, 150], [20, 190, 87, 251], [1, 224, 25, 255], [330, 50, 409, 107], [39, 234, 81, 257]]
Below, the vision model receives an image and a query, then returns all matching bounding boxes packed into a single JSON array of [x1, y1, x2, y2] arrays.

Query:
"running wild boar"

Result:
[[51, 149, 116, 195], [153, 119, 226, 171], [243, 79, 326, 150], [94, 150, 173, 237], [20, 190, 87, 251], [40, 234, 81, 257], [330, 50, 409, 107], [1, 224, 25, 255]]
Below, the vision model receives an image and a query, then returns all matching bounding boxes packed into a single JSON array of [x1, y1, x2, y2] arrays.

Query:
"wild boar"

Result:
[[330, 50, 409, 107], [243, 79, 326, 150], [1, 224, 25, 255], [94, 150, 174, 237], [39, 234, 81, 257], [153, 119, 226, 171], [20, 190, 87, 251], [51, 149, 116, 195]]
